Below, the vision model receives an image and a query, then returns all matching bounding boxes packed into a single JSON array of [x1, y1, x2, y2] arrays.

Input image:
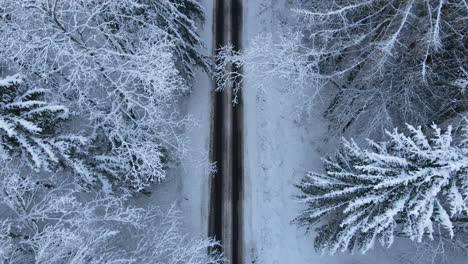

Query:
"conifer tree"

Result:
[[0, 74, 69, 170], [150, 0, 208, 78], [0, 74, 109, 190], [296, 123, 468, 254]]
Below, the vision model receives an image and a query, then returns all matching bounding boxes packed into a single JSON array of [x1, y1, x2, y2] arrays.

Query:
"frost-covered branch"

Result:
[[215, 33, 324, 112]]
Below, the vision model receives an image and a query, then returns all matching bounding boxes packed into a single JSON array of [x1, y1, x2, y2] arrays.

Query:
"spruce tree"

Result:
[[0, 74, 69, 170], [296, 123, 468, 254], [153, 0, 208, 78], [0, 74, 116, 192]]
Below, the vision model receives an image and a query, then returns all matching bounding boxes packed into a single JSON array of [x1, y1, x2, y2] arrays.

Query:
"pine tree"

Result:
[[0, 75, 117, 193], [296, 123, 468, 254], [0, 74, 70, 170], [151, 0, 208, 78]]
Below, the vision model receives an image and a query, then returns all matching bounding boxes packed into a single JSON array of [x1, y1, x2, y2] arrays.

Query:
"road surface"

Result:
[[208, 0, 244, 263]]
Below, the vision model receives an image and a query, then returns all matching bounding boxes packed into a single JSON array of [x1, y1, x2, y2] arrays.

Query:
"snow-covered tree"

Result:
[[217, 0, 467, 137], [0, 3, 220, 262], [0, 74, 69, 169], [0, 0, 206, 193], [296, 123, 468, 254], [295, 0, 468, 137], [0, 162, 223, 264], [215, 33, 322, 115], [0, 74, 112, 192], [150, 0, 209, 78]]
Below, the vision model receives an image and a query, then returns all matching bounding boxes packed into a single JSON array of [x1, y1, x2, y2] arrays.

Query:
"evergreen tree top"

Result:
[[297, 123, 468, 255]]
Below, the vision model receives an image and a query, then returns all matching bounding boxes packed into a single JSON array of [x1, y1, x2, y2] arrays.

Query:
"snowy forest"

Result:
[[0, 0, 466, 264]]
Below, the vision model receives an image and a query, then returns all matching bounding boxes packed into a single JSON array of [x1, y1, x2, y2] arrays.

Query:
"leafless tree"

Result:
[[217, 0, 468, 138], [295, 0, 468, 138], [0, 0, 207, 193], [0, 161, 223, 264]]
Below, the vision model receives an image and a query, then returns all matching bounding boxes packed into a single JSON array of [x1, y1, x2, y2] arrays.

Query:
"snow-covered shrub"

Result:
[[296, 123, 468, 254], [0, 0, 206, 193], [0, 162, 222, 264]]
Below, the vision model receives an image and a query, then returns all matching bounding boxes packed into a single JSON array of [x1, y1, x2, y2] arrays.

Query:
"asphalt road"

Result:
[[208, 0, 244, 263]]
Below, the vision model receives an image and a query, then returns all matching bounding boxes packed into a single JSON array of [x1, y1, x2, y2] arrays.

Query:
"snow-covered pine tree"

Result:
[[0, 74, 69, 170], [150, 0, 208, 78], [0, 74, 119, 192], [296, 123, 468, 254]]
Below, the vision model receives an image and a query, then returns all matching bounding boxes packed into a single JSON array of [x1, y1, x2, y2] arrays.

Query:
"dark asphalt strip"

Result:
[[208, 0, 225, 256], [230, 0, 243, 263], [208, 0, 244, 263]]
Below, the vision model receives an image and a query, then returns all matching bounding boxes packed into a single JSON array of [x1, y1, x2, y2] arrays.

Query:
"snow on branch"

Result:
[[0, 75, 71, 170], [215, 33, 325, 115]]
